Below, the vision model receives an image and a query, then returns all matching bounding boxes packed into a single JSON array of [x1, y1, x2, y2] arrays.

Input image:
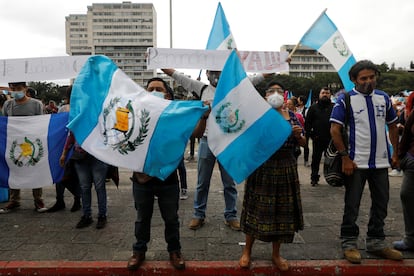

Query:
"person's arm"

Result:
[[161, 68, 175, 76], [162, 68, 205, 98], [399, 111, 414, 158], [388, 122, 399, 168], [59, 132, 75, 167]]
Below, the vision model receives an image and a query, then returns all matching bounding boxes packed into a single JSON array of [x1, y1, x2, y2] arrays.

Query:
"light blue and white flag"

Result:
[[206, 2, 237, 50], [0, 113, 69, 188], [207, 50, 292, 183], [300, 10, 356, 91], [68, 55, 208, 180]]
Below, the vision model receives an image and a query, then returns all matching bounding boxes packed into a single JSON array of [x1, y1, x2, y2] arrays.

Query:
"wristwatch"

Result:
[[338, 150, 348, 156]]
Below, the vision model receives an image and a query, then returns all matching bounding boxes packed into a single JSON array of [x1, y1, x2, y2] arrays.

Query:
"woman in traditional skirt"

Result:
[[239, 81, 306, 271]]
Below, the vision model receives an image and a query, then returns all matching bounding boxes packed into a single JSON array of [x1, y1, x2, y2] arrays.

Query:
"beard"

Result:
[[356, 82, 375, 94]]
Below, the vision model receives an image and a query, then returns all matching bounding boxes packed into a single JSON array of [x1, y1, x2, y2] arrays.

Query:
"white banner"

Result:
[[0, 55, 91, 83], [146, 48, 289, 73]]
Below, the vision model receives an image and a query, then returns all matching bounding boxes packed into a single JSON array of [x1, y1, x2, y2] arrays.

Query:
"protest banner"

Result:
[[0, 55, 91, 83], [146, 48, 289, 73]]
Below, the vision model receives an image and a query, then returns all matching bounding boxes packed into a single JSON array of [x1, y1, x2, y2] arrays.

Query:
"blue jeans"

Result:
[[74, 155, 109, 217], [132, 178, 181, 253], [341, 168, 389, 251], [194, 137, 238, 221]]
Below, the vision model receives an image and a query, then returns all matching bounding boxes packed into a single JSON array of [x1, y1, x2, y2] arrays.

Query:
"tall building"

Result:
[[65, 2, 156, 86], [281, 44, 336, 78]]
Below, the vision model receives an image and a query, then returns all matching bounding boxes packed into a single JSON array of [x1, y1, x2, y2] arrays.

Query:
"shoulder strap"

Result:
[[199, 84, 208, 100], [344, 92, 350, 127]]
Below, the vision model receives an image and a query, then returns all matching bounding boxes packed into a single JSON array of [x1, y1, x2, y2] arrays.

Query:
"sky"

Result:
[[0, 0, 412, 85]]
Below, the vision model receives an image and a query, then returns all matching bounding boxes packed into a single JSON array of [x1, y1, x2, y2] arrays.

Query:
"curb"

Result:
[[1, 260, 414, 275]]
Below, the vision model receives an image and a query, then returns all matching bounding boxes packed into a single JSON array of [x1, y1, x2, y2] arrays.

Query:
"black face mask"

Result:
[[208, 72, 220, 87], [355, 82, 375, 95]]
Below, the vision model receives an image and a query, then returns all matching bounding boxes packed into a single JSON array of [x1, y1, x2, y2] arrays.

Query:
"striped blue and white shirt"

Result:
[[330, 89, 398, 169]]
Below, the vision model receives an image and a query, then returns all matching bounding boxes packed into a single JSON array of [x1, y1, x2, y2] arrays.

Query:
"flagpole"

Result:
[[288, 8, 328, 59], [169, 0, 173, 48]]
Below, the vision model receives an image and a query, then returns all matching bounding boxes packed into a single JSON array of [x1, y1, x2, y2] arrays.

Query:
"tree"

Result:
[[28, 81, 63, 104]]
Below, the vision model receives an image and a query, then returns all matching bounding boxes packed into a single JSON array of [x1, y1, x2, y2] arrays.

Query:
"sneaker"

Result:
[[188, 218, 205, 230], [34, 199, 48, 213], [225, 220, 241, 231], [343, 248, 361, 264], [393, 240, 414, 251], [185, 156, 195, 162], [0, 201, 20, 214], [389, 169, 403, 177], [369, 247, 403, 261], [76, 215, 93, 229], [180, 189, 188, 200], [304, 161, 310, 167], [96, 215, 107, 229]]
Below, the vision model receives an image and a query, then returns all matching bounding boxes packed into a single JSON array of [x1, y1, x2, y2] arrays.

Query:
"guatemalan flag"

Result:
[[0, 113, 69, 188], [206, 2, 237, 50], [299, 9, 356, 91], [68, 55, 208, 180], [207, 50, 292, 184]]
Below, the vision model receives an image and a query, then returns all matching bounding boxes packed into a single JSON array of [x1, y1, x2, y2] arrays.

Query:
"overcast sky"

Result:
[[0, 0, 412, 84]]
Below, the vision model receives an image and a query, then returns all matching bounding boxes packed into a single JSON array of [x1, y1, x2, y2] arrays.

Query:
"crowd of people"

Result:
[[1, 59, 414, 271]]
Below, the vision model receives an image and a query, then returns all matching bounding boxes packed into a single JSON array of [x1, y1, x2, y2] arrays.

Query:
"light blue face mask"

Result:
[[152, 91, 165, 99], [12, 91, 25, 100]]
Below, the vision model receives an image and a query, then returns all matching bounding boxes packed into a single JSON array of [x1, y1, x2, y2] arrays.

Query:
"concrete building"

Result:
[[65, 1, 156, 86], [281, 44, 335, 78]]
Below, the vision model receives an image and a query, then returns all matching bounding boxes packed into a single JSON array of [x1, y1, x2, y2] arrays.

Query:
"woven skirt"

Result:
[[240, 150, 304, 243]]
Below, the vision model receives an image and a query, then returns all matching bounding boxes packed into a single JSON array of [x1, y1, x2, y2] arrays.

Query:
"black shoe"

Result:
[[76, 215, 93, 229], [70, 197, 81, 212], [47, 201, 66, 213], [311, 180, 318, 186], [96, 215, 107, 229]]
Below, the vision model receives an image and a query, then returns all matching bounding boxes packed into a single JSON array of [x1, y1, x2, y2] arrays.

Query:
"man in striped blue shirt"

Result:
[[330, 60, 402, 264]]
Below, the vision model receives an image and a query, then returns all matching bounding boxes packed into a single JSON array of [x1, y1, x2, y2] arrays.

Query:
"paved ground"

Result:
[[0, 147, 413, 274]]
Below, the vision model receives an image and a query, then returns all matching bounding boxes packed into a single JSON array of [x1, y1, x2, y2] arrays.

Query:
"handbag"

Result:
[[323, 93, 350, 187], [324, 142, 345, 187]]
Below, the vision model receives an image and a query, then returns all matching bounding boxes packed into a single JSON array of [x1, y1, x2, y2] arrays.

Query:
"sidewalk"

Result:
[[0, 154, 413, 275]]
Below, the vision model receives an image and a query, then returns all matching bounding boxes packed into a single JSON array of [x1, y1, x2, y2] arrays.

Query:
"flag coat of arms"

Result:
[[300, 10, 356, 91], [0, 113, 69, 188], [206, 2, 236, 50], [68, 55, 208, 180], [207, 50, 292, 184]]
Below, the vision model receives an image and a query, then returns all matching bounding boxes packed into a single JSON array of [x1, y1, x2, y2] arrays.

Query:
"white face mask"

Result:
[[151, 91, 165, 99], [11, 91, 25, 100], [267, 93, 284, 109]]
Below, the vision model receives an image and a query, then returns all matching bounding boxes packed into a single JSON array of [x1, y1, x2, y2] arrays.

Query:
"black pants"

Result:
[[310, 139, 330, 182]]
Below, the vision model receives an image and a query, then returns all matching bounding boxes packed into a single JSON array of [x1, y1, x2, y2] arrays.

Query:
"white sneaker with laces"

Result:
[[180, 189, 188, 200], [389, 169, 403, 177]]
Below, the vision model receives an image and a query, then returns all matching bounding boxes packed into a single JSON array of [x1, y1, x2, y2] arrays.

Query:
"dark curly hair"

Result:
[[348, 60, 380, 81], [146, 77, 174, 100]]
